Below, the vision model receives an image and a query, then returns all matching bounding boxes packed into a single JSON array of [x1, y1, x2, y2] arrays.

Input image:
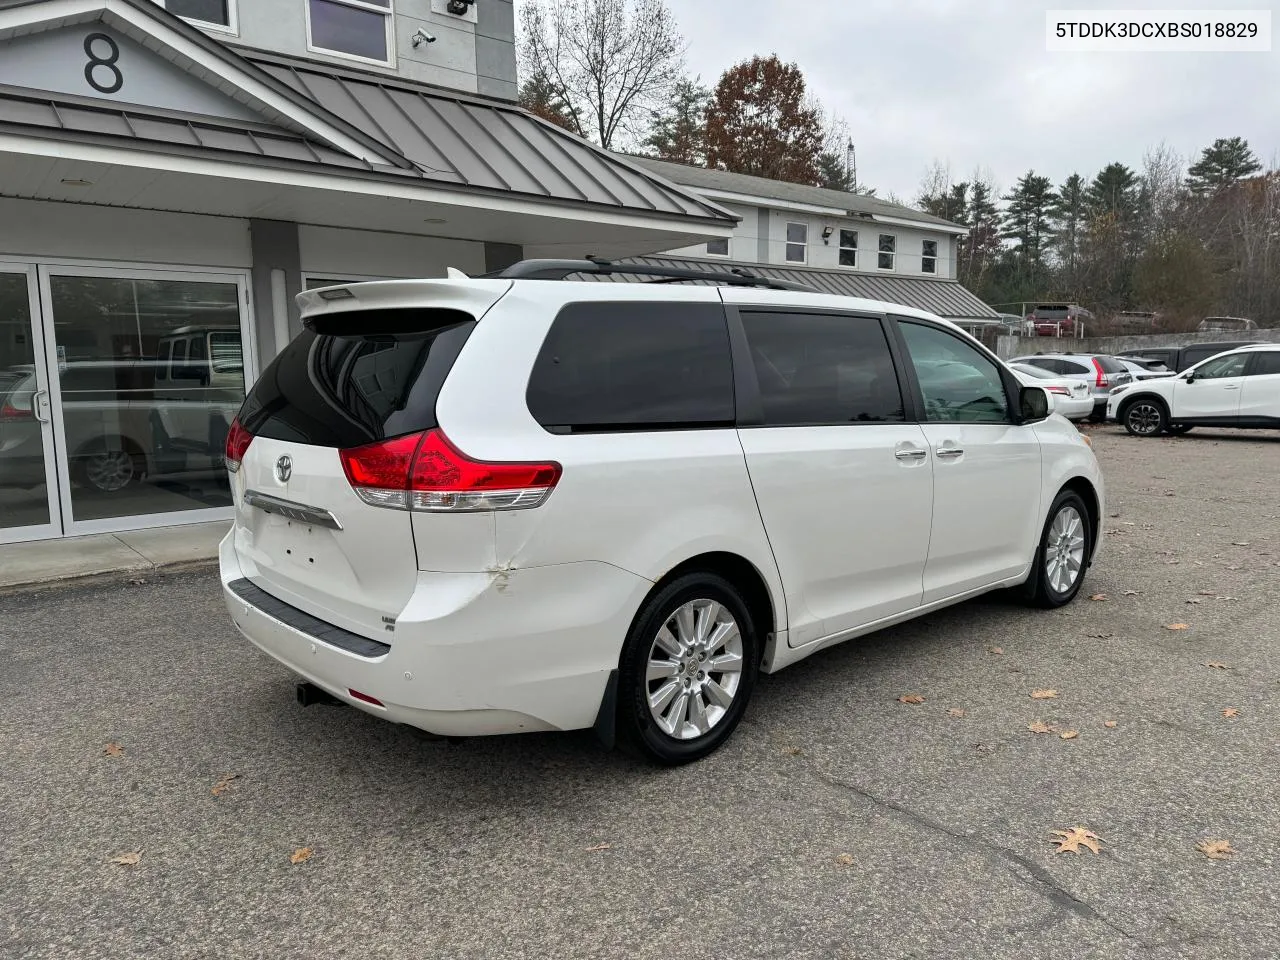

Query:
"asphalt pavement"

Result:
[[2, 426, 1279, 960]]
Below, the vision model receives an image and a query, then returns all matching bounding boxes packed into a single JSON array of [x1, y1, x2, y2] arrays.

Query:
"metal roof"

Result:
[[0, 84, 391, 172], [245, 53, 734, 223], [627, 156, 965, 230], [570, 255, 999, 321]]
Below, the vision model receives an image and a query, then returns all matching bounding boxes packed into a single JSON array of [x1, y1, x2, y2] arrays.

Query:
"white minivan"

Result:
[[220, 260, 1104, 764]]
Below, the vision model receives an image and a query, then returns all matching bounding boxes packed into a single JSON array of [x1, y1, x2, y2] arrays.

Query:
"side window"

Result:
[[526, 302, 734, 433], [739, 311, 904, 426], [897, 320, 1009, 423], [1022, 358, 1057, 374], [1059, 360, 1090, 376], [1250, 351, 1280, 376], [1193, 353, 1249, 379]]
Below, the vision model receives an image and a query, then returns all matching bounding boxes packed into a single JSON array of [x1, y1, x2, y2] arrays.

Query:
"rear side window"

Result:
[[1095, 356, 1126, 374], [1021, 358, 1058, 374], [1251, 351, 1280, 376], [238, 311, 475, 448], [526, 302, 734, 433], [739, 311, 904, 425], [1058, 360, 1090, 375]]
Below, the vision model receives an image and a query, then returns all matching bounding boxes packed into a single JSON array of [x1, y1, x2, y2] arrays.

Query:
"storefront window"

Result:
[[47, 275, 246, 523], [0, 273, 49, 531]]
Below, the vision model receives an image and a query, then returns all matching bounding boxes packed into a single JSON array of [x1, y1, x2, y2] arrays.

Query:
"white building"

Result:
[[0, 0, 736, 543]]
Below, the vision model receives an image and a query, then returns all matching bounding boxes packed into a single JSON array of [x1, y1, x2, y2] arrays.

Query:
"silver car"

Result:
[[1017, 353, 1134, 422]]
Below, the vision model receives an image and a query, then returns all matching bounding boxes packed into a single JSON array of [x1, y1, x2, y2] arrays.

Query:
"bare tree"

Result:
[[518, 0, 686, 150]]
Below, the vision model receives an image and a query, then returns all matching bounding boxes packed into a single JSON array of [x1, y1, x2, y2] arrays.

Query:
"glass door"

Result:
[[0, 265, 61, 544], [38, 266, 253, 535]]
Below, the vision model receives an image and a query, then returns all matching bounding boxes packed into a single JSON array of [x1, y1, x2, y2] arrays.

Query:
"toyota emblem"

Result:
[[275, 455, 293, 483]]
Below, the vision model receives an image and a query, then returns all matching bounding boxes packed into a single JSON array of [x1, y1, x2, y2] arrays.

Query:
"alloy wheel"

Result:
[[85, 450, 135, 492], [1126, 403, 1163, 436], [645, 599, 744, 740], [1045, 505, 1086, 594]]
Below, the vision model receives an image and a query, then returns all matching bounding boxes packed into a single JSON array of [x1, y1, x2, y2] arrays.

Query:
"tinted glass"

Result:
[[1193, 353, 1249, 379], [1059, 360, 1090, 375], [740, 311, 904, 426], [527, 302, 733, 433], [309, 0, 389, 61], [1251, 351, 1280, 376], [239, 315, 475, 449], [706, 238, 729, 256], [898, 321, 1009, 422], [1021, 358, 1060, 374], [1012, 363, 1055, 381], [167, 0, 230, 25], [1095, 356, 1127, 373], [1184, 346, 1232, 367]]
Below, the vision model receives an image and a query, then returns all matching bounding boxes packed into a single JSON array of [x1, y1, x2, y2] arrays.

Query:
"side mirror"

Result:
[[1183, 374, 1196, 384], [1018, 385, 1050, 423]]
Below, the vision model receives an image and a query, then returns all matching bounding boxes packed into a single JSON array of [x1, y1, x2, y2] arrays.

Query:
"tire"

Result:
[[1121, 398, 1168, 437], [1087, 407, 1106, 424], [74, 439, 144, 493], [1018, 490, 1093, 609], [1165, 424, 1194, 436], [617, 572, 760, 765]]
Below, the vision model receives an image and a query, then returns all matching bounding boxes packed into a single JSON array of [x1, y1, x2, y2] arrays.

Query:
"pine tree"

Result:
[[643, 77, 710, 165], [1050, 173, 1086, 285], [518, 73, 577, 132], [1186, 137, 1262, 194], [1001, 171, 1058, 272]]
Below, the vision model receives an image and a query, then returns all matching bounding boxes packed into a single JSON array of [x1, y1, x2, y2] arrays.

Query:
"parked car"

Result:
[[1197, 316, 1258, 333], [220, 260, 1104, 765], [1107, 344, 1280, 436], [1015, 353, 1133, 421], [1008, 362, 1095, 421], [1116, 358, 1173, 381], [1027, 304, 1094, 337], [1113, 311, 1160, 332], [1118, 341, 1263, 373]]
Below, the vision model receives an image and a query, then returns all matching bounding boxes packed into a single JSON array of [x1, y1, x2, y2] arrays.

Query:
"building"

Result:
[[0, 0, 736, 544], [595, 156, 998, 326]]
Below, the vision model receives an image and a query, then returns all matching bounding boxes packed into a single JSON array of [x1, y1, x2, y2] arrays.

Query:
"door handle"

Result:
[[936, 447, 964, 459], [895, 448, 927, 462], [1224, 385, 1240, 390], [32, 389, 51, 424]]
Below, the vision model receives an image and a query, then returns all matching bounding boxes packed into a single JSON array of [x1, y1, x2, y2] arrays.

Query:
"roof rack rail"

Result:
[[487, 257, 819, 293]]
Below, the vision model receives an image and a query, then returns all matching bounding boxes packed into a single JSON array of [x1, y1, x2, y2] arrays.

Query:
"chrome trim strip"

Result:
[[243, 490, 343, 530]]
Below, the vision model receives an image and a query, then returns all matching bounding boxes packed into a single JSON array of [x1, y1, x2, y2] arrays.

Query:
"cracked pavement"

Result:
[[2, 426, 1279, 959]]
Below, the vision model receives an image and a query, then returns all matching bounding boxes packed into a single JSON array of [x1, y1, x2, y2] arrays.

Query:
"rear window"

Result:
[[1095, 356, 1127, 374], [526, 302, 734, 433], [238, 312, 475, 449]]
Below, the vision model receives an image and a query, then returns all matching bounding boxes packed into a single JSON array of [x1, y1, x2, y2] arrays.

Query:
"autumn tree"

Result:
[[518, 0, 686, 149], [704, 55, 825, 184], [643, 77, 709, 165], [518, 73, 576, 131], [1186, 137, 1262, 194]]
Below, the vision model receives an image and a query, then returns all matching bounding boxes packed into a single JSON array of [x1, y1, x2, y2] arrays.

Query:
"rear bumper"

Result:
[[219, 531, 652, 736]]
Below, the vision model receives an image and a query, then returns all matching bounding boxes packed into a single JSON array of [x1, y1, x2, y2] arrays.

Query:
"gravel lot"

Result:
[[2, 426, 1279, 960]]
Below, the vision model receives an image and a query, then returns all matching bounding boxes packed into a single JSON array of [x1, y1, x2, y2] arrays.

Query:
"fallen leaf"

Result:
[[781, 746, 803, 757], [1232, 541, 1251, 546], [1198, 590, 1217, 596], [947, 708, 966, 718], [834, 853, 854, 866], [211, 774, 240, 797], [1196, 839, 1235, 860], [1222, 708, 1239, 718], [1165, 623, 1190, 631], [1123, 590, 1140, 596], [1103, 720, 1118, 729], [1204, 662, 1229, 670], [1060, 730, 1079, 740], [1089, 593, 1109, 602], [585, 843, 612, 852], [1049, 827, 1103, 855], [290, 847, 314, 865], [1090, 633, 1114, 639], [1216, 596, 1238, 602], [1186, 598, 1202, 605], [1028, 720, 1055, 734], [103, 743, 124, 757], [898, 694, 925, 704], [1030, 689, 1058, 700], [110, 851, 142, 866], [987, 646, 1004, 655]]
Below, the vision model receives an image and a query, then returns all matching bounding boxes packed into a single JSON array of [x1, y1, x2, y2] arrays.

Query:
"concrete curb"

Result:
[[0, 557, 219, 598]]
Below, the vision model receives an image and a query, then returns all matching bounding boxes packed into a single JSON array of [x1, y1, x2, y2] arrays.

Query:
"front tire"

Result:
[[617, 573, 759, 765], [1019, 490, 1092, 609], [1122, 398, 1168, 437]]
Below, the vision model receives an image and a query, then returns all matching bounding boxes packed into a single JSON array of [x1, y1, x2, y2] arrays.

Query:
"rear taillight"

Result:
[[340, 429, 561, 513], [1046, 386, 1070, 395], [1091, 358, 1109, 388], [224, 417, 254, 473], [0, 401, 33, 421]]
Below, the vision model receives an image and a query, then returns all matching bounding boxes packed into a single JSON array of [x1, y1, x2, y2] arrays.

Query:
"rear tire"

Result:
[[73, 438, 145, 493], [1121, 398, 1168, 437], [617, 573, 759, 766], [1018, 490, 1092, 609]]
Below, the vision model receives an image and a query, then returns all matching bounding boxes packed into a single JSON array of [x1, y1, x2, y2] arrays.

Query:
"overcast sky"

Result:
[[671, 0, 1280, 203]]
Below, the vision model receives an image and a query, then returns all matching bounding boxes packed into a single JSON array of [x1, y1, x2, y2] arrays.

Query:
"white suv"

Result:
[[1108, 343, 1280, 437], [219, 260, 1104, 764]]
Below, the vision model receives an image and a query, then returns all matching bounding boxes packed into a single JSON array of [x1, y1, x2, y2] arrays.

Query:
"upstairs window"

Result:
[[785, 222, 808, 263], [838, 229, 858, 267], [308, 0, 394, 65], [921, 239, 938, 274], [877, 234, 896, 270], [156, 0, 235, 30]]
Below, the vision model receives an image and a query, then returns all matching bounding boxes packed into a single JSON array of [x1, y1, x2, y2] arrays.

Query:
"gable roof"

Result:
[[627, 155, 965, 230]]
